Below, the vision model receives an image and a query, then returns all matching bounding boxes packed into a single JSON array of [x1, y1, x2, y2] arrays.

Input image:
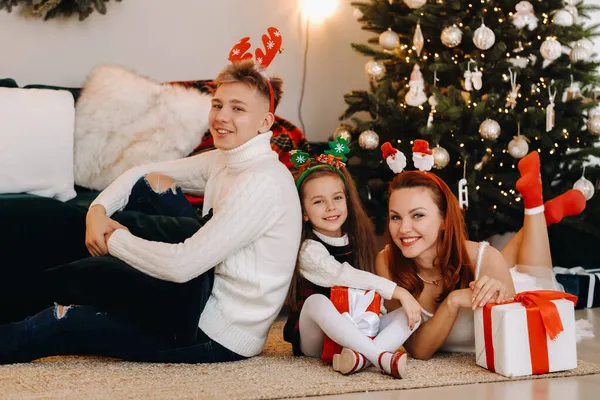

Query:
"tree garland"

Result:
[[0, 0, 122, 21]]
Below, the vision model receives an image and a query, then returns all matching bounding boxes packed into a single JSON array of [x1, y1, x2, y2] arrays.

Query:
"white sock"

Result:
[[524, 204, 545, 215]]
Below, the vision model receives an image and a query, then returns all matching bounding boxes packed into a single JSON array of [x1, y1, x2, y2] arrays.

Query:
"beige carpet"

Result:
[[1, 321, 599, 400]]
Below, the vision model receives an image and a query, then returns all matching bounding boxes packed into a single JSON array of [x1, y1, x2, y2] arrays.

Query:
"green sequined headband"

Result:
[[292, 133, 351, 190]]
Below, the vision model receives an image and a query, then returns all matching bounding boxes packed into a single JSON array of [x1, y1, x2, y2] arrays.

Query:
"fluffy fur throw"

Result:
[[74, 66, 211, 190]]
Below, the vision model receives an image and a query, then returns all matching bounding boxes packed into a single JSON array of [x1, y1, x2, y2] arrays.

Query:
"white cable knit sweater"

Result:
[[90, 132, 302, 357], [299, 230, 397, 300]]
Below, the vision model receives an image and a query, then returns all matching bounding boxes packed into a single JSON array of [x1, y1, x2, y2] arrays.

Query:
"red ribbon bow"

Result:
[[483, 290, 577, 374]]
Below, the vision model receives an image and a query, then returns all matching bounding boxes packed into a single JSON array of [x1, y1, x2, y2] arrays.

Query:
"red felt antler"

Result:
[[228, 37, 253, 63], [254, 27, 282, 68]]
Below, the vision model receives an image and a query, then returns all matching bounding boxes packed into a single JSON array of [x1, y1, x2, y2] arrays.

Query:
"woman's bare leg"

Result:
[[502, 153, 587, 275], [518, 214, 552, 267], [500, 229, 522, 268]]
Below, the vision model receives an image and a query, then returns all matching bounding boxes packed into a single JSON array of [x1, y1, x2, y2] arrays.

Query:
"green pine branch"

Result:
[[0, 0, 121, 20]]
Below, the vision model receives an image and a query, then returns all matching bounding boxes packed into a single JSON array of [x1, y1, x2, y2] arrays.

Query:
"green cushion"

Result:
[[0, 78, 18, 88], [24, 84, 82, 102]]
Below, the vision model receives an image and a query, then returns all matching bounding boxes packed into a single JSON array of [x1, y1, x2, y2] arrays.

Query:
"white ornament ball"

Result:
[[353, 8, 363, 19], [574, 177, 595, 201], [570, 43, 592, 63], [379, 29, 400, 50], [365, 59, 386, 80], [432, 146, 450, 169], [441, 25, 462, 48], [479, 119, 501, 140], [333, 126, 352, 143], [553, 9, 574, 27], [589, 106, 600, 118], [577, 38, 594, 51], [508, 136, 529, 159], [540, 37, 562, 61], [564, 4, 579, 22], [358, 130, 380, 150], [428, 94, 438, 107], [587, 115, 600, 136], [403, 0, 427, 9], [473, 23, 495, 50]]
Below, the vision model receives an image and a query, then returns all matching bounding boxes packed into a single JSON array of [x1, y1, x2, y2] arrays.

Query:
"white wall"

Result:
[[0, 0, 371, 142], [2, 1, 599, 142]]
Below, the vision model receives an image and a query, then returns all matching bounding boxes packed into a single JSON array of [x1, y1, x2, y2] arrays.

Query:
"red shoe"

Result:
[[332, 348, 369, 375], [378, 350, 408, 379]]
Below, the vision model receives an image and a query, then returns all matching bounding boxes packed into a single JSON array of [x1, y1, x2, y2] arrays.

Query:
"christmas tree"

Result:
[[0, 0, 121, 20], [342, 0, 600, 266]]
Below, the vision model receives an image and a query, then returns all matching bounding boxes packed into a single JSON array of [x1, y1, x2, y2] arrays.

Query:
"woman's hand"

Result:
[[85, 205, 128, 257], [469, 275, 511, 310], [446, 288, 475, 310], [393, 286, 422, 330]]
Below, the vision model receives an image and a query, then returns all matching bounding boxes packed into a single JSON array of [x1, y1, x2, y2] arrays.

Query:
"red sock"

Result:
[[516, 151, 543, 210], [544, 189, 586, 225]]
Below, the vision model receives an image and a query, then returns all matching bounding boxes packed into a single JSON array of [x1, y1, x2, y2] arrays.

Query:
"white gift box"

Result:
[[474, 293, 578, 378]]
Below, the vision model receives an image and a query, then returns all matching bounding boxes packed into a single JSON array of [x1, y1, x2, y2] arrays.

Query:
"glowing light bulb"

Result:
[[301, 0, 338, 22]]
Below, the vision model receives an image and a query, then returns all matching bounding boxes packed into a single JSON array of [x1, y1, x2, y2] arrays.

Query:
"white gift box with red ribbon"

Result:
[[474, 291, 578, 377]]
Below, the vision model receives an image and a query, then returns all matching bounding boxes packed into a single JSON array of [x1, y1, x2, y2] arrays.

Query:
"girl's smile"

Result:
[[302, 175, 348, 238]]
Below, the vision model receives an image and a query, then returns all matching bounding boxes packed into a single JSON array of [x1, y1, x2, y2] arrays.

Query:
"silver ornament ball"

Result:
[[365, 59, 386, 80], [333, 126, 352, 142], [540, 37, 562, 61], [358, 130, 380, 150], [508, 136, 529, 159], [379, 29, 400, 50], [570, 42, 591, 63], [588, 115, 600, 136], [441, 25, 462, 48], [574, 177, 595, 201], [479, 119, 501, 140], [432, 146, 450, 169], [577, 38, 594, 51], [473, 23, 495, 50], [553, 9, 574, 27]]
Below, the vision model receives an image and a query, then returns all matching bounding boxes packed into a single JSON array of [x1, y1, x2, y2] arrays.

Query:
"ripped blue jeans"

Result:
[[0, 177, 241, 364], [122, 175, 199, 219]]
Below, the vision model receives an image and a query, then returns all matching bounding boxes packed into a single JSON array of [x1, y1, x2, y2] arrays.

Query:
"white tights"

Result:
[[299, 294, 419, 368]]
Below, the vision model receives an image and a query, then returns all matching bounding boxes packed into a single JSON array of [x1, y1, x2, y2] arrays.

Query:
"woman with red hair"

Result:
[[376, 140, 587, 360]]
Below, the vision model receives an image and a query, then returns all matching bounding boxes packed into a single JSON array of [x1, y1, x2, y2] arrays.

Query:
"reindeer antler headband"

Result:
[[228, 27, 282, 113], [381, 139, 444, 190]]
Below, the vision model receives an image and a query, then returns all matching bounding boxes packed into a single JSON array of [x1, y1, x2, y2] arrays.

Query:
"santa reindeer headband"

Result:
[[381, 139, 444, 190], [228, 27, 282, 113], [292, 133, 351, 190]]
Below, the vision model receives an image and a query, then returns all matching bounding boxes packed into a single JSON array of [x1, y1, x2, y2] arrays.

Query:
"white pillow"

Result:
[[74, 66, 211, 190], [0, 88, 76, 201]]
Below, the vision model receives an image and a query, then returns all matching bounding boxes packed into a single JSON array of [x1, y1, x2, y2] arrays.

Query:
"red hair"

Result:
[[386, 171, 473, 302]]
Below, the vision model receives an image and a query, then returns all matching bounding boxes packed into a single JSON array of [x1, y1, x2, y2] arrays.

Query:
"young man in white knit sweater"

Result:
[[0, 60, 302, 364]]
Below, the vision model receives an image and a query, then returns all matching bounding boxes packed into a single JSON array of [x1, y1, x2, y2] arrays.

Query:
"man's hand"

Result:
[[85, 205, 128, 256]]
